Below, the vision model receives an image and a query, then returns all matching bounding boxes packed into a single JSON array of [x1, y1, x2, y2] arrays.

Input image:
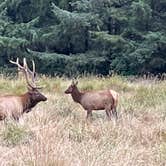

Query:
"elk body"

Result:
[[0, 58, 47, 121], [65, 80, 119, 119]]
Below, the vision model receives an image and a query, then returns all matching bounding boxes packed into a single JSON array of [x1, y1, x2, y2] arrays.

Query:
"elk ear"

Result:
[[72, 79, 75, 85], [75, 80, 78, 85]]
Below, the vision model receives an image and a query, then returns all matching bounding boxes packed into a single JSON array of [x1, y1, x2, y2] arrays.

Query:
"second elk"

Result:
[[0, 58, 47, 121], [65, 80, 119, 120]]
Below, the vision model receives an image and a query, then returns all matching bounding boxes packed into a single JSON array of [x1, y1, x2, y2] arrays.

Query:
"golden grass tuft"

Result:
[[0, 75, 165, 165]]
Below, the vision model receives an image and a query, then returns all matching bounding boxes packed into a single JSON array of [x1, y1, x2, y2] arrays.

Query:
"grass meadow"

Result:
[[0, 75, 166, 166]]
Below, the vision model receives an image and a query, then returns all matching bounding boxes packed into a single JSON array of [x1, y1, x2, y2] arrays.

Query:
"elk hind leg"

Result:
[[0, 112, 6, 121]]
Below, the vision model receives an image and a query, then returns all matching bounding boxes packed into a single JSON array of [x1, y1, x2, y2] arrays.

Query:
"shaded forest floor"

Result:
[[0, 76, 166, 166]]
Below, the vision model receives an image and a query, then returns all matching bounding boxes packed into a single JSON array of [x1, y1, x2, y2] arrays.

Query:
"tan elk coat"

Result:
[[65, 81, 119, 119]]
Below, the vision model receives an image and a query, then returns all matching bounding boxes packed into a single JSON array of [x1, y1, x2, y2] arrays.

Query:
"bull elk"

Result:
[[65, 80, 119, 120], [0, 58, 47, 121]]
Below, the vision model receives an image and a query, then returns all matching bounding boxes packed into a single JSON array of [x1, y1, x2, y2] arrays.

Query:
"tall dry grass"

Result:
[[0, 75, 166, 166]]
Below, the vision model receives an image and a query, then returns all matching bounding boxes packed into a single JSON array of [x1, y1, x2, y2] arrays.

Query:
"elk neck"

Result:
[[20, 92, 38, 112], [71, 87, 83, 103]]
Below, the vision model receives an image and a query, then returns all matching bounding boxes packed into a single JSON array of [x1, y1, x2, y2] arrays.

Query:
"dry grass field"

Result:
[[0, 75, 166, 166]]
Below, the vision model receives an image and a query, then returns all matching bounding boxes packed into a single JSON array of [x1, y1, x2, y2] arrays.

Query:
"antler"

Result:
[[9, 58, 37, 89], [23, 58, 36, 85]]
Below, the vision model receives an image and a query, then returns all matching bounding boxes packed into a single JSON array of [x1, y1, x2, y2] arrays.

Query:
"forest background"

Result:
[[0, 0, 165, 76]]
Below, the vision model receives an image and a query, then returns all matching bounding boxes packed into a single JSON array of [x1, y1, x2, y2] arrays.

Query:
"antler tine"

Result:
[[9, 58, 24, 70], [24, 58, 36, 82], [23, 58, 31, 87], [32, 60, 36, 82], [31, 60, 41, 89], [23, 58, 36, 88]]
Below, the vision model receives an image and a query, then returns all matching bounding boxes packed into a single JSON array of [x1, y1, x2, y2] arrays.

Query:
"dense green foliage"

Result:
[[0, 0, 165, 76]]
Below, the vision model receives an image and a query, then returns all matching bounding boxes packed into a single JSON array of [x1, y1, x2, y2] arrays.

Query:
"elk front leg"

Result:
[[111, 107, 118, 120], [13, 116, 20, 122], [86, 110, 92, 119], [105, 109, 111, 120], [105, 104, 112, 120]]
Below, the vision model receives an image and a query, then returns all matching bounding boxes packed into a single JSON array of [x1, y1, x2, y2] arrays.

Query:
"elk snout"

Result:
[[41, 94, 47, 101], [65, 87, 72, 94], [64, 89, 70, 94], [35, 92, 47, 101], [64, 85, 73, 94]]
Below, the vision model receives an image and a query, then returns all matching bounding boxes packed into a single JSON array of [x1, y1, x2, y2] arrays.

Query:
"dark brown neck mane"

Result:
[[71, 87, 83, 103], [21, 92, 38, 113]]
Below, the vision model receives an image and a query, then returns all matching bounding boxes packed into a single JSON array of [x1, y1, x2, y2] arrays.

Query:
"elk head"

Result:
[[9, 58, 47, 102], [64, 80, 78, 94]]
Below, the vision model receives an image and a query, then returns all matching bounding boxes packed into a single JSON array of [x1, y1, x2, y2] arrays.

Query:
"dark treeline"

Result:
[[0, 0, 165, 76]]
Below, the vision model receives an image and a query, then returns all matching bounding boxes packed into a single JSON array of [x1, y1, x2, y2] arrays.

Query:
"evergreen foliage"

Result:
[[0, 0, 165, 75]]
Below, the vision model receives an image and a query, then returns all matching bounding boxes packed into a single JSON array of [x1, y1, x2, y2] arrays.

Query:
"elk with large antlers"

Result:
[[0, 58, 47, 121], [65, 80, 119, 120]]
